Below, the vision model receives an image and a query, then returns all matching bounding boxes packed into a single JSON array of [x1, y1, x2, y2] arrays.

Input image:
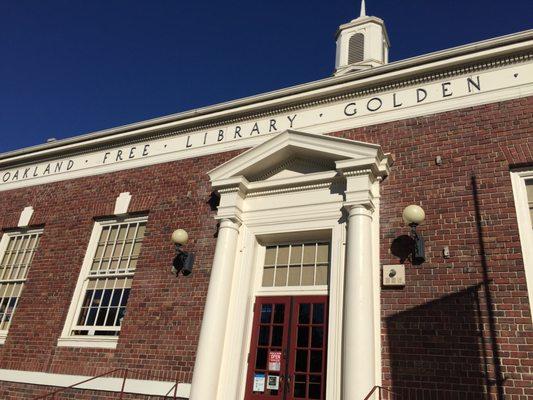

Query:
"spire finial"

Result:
[[360, 0, 366, 17]]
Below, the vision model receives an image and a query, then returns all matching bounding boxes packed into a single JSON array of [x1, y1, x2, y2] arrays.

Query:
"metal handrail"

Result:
[[35, 374, 393, 400], [363, 385, 402, 400], [33, 368, 180, 399]]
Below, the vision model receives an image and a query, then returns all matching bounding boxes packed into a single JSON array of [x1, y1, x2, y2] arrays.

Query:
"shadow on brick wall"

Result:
[[386, 284, 490, 399], [384, 175, 505, 399]]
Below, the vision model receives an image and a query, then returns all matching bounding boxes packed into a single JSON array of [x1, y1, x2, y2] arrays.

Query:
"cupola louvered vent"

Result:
[[348, 33, 365, 64]]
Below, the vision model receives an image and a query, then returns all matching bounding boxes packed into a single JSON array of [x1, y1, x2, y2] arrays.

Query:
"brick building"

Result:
[[0, 3, 532, 400]]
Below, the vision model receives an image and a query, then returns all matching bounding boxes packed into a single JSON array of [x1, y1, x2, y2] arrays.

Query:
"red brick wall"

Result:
[[334, 96, 533, 399], [0, 96, 532, 399], [0, 150, 241, 386]]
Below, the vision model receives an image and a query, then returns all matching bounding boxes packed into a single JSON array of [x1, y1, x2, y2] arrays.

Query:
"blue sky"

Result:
[[0, 0, 531, 153]]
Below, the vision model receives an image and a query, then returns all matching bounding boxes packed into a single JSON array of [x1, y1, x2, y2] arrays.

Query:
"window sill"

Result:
[[57, 336, 118, 349], [0, 332, 6, 345]]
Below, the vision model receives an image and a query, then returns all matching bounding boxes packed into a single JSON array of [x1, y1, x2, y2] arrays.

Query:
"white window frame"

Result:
[[58, 215, 147, 349], [234, 222, 352, 400], [0, 228, 43, 344], [510, 170, 533, 322]]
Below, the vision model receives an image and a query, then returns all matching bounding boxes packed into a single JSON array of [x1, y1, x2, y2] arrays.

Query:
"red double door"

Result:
[[244, 296, 328, 400]]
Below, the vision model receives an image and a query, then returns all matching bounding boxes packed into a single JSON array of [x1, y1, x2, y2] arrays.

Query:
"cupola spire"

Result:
[[334, 0, 390, 76]]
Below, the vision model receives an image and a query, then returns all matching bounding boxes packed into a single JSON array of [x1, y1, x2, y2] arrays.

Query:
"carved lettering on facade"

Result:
[[2, 69, 527, 190]]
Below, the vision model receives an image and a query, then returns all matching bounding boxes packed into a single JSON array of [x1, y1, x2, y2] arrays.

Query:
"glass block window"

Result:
[[71, 218, 146, 336], [262, 243, 329, 288], [0, 230, 42, 332], [527, 180, 533, 226]]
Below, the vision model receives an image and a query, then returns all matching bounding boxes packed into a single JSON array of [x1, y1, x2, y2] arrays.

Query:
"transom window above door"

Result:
[[262, 243, 329, 288]]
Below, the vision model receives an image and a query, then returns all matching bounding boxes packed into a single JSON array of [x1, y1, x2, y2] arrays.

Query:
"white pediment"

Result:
[[209, 130, 392, 222], [253, 157, 336, 182], [208, 130, 390, 185]]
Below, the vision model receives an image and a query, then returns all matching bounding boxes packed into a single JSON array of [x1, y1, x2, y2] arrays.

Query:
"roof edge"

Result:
[[1, 29, 532, 165]]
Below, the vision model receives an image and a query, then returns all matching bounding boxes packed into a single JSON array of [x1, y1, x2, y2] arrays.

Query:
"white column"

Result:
[[342, 205, 376, 400], [189, 218, 241, 400]]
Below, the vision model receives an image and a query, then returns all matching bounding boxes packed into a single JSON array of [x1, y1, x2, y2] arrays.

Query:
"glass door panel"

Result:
[[245, 297, 291, 400], [245, 296, 328, 400], [288, 298, 328, 400]]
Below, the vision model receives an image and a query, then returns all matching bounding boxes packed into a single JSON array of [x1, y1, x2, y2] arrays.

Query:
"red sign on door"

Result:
[[268, 351, 281, 372]]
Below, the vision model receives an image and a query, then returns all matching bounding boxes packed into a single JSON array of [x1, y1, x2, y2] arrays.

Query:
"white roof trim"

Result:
[[1, 30, 532, 167]]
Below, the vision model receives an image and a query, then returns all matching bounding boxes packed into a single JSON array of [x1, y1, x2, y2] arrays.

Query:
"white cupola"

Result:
[[334, 0, 390, 76]]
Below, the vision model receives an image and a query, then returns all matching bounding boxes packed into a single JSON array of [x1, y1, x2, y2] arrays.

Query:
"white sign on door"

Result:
[[253, 373, 266, 392], [267, 375, 280, 390]]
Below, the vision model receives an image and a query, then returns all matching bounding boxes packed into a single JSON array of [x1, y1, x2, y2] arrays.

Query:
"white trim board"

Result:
[[0, 369, 191, 398], [0, 60, 532, 192], [511, 170, 533, 322], [1, 31, 532, 165]]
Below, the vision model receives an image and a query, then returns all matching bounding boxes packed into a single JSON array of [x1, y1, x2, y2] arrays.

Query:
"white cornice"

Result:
[[0, 30, 532, 168], [0, 61, 531, 192]]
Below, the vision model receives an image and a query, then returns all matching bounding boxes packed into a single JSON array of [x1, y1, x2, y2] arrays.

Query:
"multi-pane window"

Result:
[[0, 230, 42, 332], [262, 243, 329, 288], [71, 218, 146, 336]]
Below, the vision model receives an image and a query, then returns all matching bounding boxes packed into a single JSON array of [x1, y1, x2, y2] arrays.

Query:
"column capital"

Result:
[[343, 202, 375, 217], [217, 217, 242, 231]]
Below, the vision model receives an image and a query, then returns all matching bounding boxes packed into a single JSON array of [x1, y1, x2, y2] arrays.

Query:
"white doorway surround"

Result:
[[188, 130, 392, 400]]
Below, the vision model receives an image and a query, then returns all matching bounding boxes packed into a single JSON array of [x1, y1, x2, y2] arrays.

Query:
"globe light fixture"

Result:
[[402, 205, 426, 265], [171, 229, 195, 276], [171, 229, 189, 246], [402, 204, 426, 226]]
